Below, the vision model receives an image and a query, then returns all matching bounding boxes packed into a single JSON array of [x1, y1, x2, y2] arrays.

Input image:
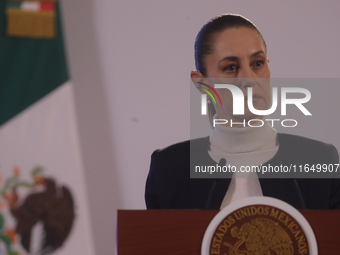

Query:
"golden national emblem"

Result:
[[202, 197, 317, 255]]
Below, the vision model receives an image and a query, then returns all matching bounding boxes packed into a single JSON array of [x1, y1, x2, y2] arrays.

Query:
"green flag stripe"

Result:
[[6, 2, 21, 9], [0, 2, 69, 126]]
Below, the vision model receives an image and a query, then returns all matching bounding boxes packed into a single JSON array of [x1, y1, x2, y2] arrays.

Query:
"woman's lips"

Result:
[[252, 94, 262, 100], [245, 94, 263, 101]]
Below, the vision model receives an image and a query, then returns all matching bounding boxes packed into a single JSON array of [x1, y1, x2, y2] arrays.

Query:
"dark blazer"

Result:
[[145, 134, 340, 210]]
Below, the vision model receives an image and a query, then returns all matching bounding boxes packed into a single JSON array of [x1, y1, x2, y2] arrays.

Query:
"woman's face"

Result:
[[202, 27, 271, 122]]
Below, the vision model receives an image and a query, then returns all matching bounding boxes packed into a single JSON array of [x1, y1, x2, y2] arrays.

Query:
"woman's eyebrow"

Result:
[[251, 50, 265, 57], [218, 51, 265, 64], [218, 56, 239, 64]]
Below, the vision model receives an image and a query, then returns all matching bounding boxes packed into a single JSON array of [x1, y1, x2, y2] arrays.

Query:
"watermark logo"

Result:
[[199, 83, 312, 128], [197, 82, 223, 115]]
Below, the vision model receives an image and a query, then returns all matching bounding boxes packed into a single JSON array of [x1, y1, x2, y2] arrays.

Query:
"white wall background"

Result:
[[60, 1, 340, 254]]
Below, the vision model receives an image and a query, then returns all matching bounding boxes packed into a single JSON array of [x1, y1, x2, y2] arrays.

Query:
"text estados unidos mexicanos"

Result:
[[195, 163, 339, 175]]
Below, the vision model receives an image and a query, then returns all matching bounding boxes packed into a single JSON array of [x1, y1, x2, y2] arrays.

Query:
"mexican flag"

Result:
[[0, 1, 94, 254]]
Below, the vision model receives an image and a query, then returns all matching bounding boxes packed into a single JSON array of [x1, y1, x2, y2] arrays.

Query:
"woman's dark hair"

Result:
[[194, 13, 266, 76]]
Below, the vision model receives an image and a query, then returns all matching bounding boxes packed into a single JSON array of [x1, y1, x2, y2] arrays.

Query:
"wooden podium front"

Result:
[[117, 210, 340, 255]]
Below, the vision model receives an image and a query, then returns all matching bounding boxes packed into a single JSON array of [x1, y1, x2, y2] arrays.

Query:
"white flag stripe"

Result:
[[21, 2, 40, 11], [0, 82, 95, 255]]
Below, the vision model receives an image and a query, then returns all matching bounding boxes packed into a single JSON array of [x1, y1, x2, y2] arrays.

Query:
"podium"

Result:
[[117, 210, 340, 255]]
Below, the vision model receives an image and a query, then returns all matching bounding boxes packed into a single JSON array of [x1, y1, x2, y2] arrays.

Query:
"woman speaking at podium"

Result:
[[145, 14, 340, 210]]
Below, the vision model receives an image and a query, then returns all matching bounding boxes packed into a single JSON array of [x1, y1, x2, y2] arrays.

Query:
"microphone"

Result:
[[282, 158, 306, 209], [205, 158, 226, 209], [293, 179, 306, 209]]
